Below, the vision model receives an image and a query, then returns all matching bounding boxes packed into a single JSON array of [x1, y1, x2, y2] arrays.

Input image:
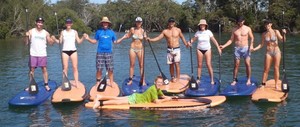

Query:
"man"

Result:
[[147, 17, 188, 82], [84, 17, 116, 85], [220, 16, 254, 85], [25, 17, 55, 91]]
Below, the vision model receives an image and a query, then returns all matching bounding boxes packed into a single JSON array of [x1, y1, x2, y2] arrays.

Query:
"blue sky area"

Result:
[[50, 0, 186, 4]]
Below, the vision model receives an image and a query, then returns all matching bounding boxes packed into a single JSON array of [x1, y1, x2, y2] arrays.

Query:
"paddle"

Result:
[[281, 10, 289, 93], [147, 40, 169, 85], [187, 28, 198, 90], [25, 9, 39, 94], [218, 23, 222, 84], [54, 12, 71, 91], [97, 72, 108, 92]]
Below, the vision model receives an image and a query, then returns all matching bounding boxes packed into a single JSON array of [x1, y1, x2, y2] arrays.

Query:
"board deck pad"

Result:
[[89, 79, 120, 100], [158, 74, 190, 94], [85, 96, 226, 110], [185, 75, 220, 97], [8, 80, 57, 106], [220, 77, 258, 96], [251, 79, 288, 102], [52, 80, 87, 103], [122, 75, 151, 96]]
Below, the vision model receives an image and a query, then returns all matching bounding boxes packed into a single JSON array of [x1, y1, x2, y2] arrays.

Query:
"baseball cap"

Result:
[[168, 17, 175, 22], [135, 17, 143, 22], [36, 17, 44, 22], [65, 18, 73, 23]]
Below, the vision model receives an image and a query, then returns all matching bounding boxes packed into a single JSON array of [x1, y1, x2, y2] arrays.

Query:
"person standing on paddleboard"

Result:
[[116, 17, 147, 85], [220, 16, 254, 86], [51, 18, 85, 87], [252, 20, 286, 90], [84, 17, 117, 86], [92, 75, 175, 108], [25, 17, 55, 91], [147, 17, 189, 83], [188, 19, 222, 85]]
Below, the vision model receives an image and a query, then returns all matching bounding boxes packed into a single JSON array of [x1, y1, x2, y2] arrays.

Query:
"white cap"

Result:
[[135, 17, 142, 22]]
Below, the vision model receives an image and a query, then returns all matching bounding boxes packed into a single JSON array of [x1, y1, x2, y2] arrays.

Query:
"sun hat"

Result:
[[135, 17, 142, 22], [35, 17, 44, 22], [197, 19, 208, 26], [100, 17, 111, 24]]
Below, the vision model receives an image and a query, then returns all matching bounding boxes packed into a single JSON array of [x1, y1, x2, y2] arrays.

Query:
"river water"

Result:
[[0, 33, 299, 126]]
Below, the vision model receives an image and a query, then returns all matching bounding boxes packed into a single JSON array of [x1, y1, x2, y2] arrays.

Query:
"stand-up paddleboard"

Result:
[[122, 75, 151, 96], [220, 77, 258, 96], [251, 79, 288, 102], [89, 79, 120, 101], [158, 74, 190, 94], [52, 80, 87, 103], [9, 80, 57, 106], [185, 76, 220, 97], [85, 96, 226, 110]]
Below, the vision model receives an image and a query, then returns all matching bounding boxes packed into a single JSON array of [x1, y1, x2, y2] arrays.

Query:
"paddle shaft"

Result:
[[218, 23, 221, 83], [25, 9, 30, 69], [147, 40, 164, 73], [282, 10, 286, 72], [188, 28, 194, 75]]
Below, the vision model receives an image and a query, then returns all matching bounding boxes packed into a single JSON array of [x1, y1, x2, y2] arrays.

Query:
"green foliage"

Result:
[[0, 0, 300, 39]]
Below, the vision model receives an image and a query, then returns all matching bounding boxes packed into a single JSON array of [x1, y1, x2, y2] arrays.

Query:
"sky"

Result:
[[50, 0, 186, 4]]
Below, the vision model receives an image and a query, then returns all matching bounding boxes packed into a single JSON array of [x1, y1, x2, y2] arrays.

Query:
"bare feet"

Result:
[[45, 85, 51, 91], [127, 80, 132, 85], [246, 79, 251, 86], [171, 77, 177, 83], [231, 78, 238, 86], [211, 81, 215, 85], [196, 79, 201, 84], [93, 100, 100, 109]]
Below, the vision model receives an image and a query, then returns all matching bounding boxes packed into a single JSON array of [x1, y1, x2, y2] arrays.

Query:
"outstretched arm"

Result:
[[84, 33, 97, 44], [220, 32, 234, 50]]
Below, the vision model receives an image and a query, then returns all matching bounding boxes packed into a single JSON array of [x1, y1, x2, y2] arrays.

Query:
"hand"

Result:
[[219, 45, 224, 50], [282, 29, 287, 34], [51, 35, 56, 40], [218, 48, 222, 55], [146, 37, 150, 41], [83, 33, 89, 39]]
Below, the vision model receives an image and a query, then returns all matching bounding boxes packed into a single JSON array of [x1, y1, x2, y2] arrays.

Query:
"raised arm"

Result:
[[275, 29, 286, 42]]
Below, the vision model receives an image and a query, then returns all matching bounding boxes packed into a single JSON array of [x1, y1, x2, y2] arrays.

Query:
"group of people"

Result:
[[24, 15, 286, 107]]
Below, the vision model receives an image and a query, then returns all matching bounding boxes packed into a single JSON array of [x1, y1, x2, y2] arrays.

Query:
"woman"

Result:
[[116, 17, 146, 85], [188, 19, 222, 85], [93, 76, 174, 109], [52, 18, 85, 87], [252, 20, 286, 89]]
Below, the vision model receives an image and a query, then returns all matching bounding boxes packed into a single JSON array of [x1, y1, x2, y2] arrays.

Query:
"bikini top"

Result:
[[265, 34, 277, 43], [132, 34, 143, 40]]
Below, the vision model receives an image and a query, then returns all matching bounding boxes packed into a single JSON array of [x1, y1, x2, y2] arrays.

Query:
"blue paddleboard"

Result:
[[122, 75, 151, 96], [185, 75, 220, 97], [220, 77, 258, 96], [8, 80, 57, 106]]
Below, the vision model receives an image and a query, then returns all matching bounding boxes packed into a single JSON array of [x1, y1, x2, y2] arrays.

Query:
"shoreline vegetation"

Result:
[[1, 0, 299, 39]]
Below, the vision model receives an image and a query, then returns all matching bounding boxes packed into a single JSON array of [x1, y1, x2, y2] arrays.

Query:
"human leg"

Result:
[[70, 52, 79, 86], [41, 67, 50, 91], [196, 50, 204, 83], [245, 57, 251, 85], [136, 49, 146, 85], [231, 59, 240, 85], [128, 49, 137, 85], [205, 49, 215, 84], [273, 52, 281, 90]]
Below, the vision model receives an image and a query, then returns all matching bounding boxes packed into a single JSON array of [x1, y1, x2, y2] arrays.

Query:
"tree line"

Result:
[[0, 0, 299, 39]]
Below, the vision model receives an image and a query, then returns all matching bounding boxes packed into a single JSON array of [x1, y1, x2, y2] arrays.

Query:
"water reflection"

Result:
[[52, 102, 83, 127]]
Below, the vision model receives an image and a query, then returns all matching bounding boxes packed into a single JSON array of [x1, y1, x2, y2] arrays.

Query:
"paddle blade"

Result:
[[161, 73, 169, 85], [29, 74, 39, 95], [61, 72, 71, 91], [188, 76, 198, 90], [281, 73, 289, 93], [97, 75, 107, 92]]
